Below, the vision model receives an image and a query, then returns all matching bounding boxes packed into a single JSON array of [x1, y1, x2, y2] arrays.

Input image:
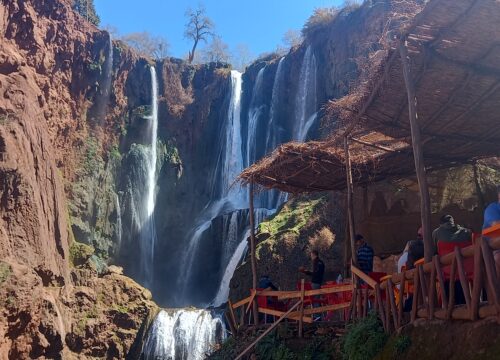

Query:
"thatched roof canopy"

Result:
[[240, 0, 500, 193]]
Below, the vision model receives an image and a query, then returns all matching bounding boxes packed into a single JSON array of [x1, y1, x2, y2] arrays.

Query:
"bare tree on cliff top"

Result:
[[202, 36, 230, 64], [184, 5, 215, 64], [121, 32, 169, 60]]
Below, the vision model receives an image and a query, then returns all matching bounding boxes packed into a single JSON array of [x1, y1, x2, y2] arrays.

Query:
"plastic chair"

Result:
[[437, 241, 474, 280]]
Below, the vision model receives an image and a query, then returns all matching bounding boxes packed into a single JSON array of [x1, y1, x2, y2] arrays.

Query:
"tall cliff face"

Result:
[[0, 0, 160, 358]]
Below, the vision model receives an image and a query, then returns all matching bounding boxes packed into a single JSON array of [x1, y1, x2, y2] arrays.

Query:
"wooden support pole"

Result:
[[227, 300, 238, 335], [387, 279, 398, 328], [481, 240, 500, 312], [376, 284, 387, 332], [399, 41, 433, 262], [299, 279, 305, 338], [470, 238, 483, 320], [248, 181, 259, 326], [344, 136, 357, 266], [411, 269, 420, 323], [349, 278, 358, 320], [447, 257, 457, 320], [434, 255, 448, 308], [454, 247, 472, 309], [363, 288, 369, 318], [398, 271, 406, 326], [385, 286, 391, 331], [428, 259, 436, 320]]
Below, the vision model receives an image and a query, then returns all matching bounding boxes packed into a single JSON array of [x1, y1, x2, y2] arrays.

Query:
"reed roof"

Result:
[[240, 0, 500, 193]]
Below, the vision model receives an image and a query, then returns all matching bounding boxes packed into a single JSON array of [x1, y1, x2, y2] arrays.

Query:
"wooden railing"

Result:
[[349, 236, 500, 332], [227, 280, 353, 336]]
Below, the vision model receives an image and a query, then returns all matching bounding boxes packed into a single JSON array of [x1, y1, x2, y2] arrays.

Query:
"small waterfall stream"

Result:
[[294, 45, 318, 141], [139, 66, 159, 288]]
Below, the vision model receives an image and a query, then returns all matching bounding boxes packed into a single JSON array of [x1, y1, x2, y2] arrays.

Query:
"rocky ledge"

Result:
[[0, 259, 158, 359]]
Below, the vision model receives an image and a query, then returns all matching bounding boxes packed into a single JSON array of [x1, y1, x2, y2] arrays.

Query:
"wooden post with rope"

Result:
[[399, 40, 433, 263], [344, 136, 357, 267], [298, 279, 305, 338], [249, 181, 259, 326]]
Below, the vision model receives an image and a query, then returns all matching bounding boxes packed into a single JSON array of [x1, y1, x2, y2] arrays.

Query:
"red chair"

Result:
[[296, 282, 327, 308], [255, 288, 288, 323], [437, 241, 474, 280]]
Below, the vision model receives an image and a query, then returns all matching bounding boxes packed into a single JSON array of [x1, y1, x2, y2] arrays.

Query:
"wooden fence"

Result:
[[227, 280, 352, 336], [349, 236, 500, 332]]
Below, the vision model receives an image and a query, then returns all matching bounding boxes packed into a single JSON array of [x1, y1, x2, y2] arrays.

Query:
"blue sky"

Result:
[[95, 0, 342, 59]]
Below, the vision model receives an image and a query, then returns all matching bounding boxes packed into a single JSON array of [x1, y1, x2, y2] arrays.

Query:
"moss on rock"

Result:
[[70, 241, 95, 267], [0, 261, 12, 284]]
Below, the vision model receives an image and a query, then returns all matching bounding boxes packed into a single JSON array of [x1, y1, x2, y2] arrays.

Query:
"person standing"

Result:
[[299, 250, 325, 290], [355, 234, 374, 274]]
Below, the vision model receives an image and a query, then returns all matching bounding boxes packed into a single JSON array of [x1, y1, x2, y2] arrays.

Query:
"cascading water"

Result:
[[266, 57, 285, 152], [246, 67, 266, 167], [294, 45, 318, 141], [142, 309, 225, 360], [140, 66, 159, 288], [211, 208, 272, 307], [103, 34, 114, 98], [115, 193, 122, 248], [178, 71, 245, 301]]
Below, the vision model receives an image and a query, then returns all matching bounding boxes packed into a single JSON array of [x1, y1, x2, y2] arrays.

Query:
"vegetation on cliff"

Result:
[[72, 0, 100, 26]]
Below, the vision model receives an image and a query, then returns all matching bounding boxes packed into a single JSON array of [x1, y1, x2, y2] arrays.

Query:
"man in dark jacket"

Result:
[[299, 250, 325, 290]]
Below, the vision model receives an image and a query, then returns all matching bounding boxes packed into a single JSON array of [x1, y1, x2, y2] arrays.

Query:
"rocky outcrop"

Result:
[[229, 194, 346, 302], [0, 259, 157, 359]]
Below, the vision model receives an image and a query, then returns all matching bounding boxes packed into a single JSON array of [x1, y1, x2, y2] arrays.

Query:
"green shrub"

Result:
[[256, 333, 296, 360], [70, 241, 95, 266], [0, 261, 12, 284], [343, 312, 388, 360], [393, 334, 411, 356], [302, 7, 339, 37]]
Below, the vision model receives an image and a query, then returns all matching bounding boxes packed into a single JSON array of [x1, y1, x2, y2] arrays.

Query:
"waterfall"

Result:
[[266, 57, 285, 152], [246, 66, 265, 167], [142, 309, 225, 360], [179, 71, 245, 302], [220, 70, 244, 204], [211, 208, 272, 307], [115, 193, 122, 248], [103, 33, 114, 97], [294, 46, 317, 141], [139, 66, 159, 287]]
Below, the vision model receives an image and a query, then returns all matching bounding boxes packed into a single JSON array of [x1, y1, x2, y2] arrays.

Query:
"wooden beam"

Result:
[[349, 136, 402, 153], [399, 41, 433, 262], [351, 265, 377, 289], [298, 279, 305, 338], [235, 301, 303, 360], [344, 136, 357, 266], [248, 182, 259, 325]]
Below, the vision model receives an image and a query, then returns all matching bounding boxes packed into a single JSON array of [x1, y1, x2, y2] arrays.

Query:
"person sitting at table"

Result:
[[258, 275, 278, 291], [355, 234, 374, 274], [433, 215, 472, 305], [483, 184, 500, 278]]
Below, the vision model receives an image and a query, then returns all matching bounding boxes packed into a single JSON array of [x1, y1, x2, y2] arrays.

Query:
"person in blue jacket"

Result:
[[483, 185, 500, 278]]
